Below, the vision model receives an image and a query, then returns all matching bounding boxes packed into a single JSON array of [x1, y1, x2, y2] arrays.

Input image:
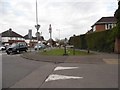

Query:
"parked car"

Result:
[[6, 42, 28, 54], [0, 46, 6, 51], [34, 43, 46, 50]]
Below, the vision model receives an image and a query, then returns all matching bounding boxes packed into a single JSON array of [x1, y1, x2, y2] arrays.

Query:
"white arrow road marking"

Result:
[[45, 74, 83, 82], [54, 66, 79, 71]]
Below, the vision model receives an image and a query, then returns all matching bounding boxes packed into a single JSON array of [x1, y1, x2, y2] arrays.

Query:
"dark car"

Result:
[[0, 46, 6, 51], [6, 42, 28, 54]]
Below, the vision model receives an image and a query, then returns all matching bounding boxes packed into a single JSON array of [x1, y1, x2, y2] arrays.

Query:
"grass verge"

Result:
[[39, 48, 93, 56]]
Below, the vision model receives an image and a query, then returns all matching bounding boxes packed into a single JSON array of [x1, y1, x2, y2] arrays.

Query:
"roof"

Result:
[[24, 34, 34, 39], [1, 29, 23, 38], [24, 34, 44, 41], [92, 17, 117, 26]]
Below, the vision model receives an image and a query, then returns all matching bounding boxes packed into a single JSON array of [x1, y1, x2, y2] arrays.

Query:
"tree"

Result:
[[114, 1, 120, 38]]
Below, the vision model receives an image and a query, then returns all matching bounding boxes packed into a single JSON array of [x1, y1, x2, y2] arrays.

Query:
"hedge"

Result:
[[69, 27, 118, 53]]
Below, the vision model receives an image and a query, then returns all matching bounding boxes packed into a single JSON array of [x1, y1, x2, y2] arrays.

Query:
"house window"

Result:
[[16, 37, 18, 40], [93, 26, 96, 31], [105, 24, 109, 30], [106, 24, 114, 30], [109, 24, 112, 29]]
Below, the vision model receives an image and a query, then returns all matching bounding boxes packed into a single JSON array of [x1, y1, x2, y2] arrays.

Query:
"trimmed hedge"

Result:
[[86, 28, 117, 52], [69, 35, 81, 49], [69, 27, 118, 53]]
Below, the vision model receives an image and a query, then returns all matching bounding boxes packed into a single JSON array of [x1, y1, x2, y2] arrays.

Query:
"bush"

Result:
[[86, 30, 114, 52], [69, 27, 118, 53]]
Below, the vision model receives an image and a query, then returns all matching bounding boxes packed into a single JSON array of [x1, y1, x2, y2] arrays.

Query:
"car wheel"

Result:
[[6, 51, 10, 55], [16, 50, 20, 53]]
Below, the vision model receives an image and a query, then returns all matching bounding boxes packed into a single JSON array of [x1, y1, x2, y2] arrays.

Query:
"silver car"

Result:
[[34, 43, 46, 50]]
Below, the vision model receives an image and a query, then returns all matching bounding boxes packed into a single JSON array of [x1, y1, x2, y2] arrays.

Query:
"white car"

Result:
[[0, 46, 6, 51]]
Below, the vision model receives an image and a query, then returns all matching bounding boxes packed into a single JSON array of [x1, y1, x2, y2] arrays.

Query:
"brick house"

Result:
[[92, 17, 117, 32], [1, 28, 25, 45], [24, 33, 45, 47]]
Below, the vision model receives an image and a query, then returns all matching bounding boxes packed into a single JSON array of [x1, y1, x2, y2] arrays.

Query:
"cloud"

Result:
[[0, 0, 118, 40]]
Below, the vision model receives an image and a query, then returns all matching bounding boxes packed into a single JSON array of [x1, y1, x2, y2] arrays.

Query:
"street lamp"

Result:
[[49, 24, 52, 48], [35, 0, 41, 51], [35, 24, 41, 51]]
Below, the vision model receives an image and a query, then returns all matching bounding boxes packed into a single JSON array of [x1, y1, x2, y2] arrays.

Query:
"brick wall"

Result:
[[9, 40, 25, 45], [114, 38, 120, 54], [95, 24, 106, 32]]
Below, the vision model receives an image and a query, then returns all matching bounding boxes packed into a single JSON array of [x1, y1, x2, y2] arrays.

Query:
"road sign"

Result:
[[35, 24, 40, 31]]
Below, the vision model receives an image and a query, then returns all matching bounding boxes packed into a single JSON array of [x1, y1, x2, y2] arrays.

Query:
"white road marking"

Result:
[[45, 74, 83, 82], [54, 66, 79, 71], [0, 53, 6, 55], [6, 54, 21, 57]]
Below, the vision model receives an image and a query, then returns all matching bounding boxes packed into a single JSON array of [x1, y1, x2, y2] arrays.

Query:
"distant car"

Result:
[[34, 43, 46, 50], [0, 46, 6, 51], [6, 42, 28, 54]]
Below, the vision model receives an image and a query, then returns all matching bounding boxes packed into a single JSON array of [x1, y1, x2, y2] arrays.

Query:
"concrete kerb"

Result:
[[21, 52, 67, 63], [20, 52, 108, 64]]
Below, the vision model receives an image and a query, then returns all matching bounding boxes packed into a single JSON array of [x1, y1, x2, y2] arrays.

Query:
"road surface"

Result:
[[2, 52, 118, 88]]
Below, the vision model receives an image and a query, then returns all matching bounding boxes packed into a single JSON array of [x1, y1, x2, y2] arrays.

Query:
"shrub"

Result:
[[69, 27, 118, 53]]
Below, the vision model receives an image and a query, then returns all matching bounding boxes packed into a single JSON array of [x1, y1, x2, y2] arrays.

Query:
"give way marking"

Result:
[[54, 66, 79, 71], [45, 66, 83, 82]]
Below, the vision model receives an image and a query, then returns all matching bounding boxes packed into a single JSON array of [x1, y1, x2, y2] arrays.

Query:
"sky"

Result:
[[0, 0, 118, 40]]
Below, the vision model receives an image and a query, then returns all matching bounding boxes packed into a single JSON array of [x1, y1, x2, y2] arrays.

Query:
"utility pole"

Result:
[[35, 0, 40, 51], [49, 24, 52, 48]]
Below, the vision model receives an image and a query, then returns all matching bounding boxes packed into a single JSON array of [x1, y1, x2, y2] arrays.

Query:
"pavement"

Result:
[[21, 50, 119, 64]]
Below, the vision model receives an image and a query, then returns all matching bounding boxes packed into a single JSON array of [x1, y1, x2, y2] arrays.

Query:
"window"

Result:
[[105, 24, 115, 30], [92, 26, 96, 31]]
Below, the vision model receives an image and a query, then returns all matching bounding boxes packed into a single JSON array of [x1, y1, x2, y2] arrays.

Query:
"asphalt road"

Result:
[[2, 52, 118, 88]]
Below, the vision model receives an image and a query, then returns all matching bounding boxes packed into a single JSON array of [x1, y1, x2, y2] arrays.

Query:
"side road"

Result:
[[21, 51, 119, 64]]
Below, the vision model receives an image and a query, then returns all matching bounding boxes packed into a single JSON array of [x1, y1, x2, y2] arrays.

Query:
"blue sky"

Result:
[[0, 0, 118, 40]]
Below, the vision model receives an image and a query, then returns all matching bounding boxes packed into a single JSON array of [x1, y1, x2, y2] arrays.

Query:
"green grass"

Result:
[[39, 48, 92, 56]]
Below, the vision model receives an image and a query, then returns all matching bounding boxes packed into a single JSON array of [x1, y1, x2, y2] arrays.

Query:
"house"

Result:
[[24, 34, 45, 47], [1, 28, 25, 45], [92, 16, 117, 32], [24, 34, 37, 47]]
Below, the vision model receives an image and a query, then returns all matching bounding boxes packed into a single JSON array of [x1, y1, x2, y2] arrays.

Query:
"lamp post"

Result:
[[35, 25, 40, 51], [49, 24, 52, 48], [35, 0, 40, 51]]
